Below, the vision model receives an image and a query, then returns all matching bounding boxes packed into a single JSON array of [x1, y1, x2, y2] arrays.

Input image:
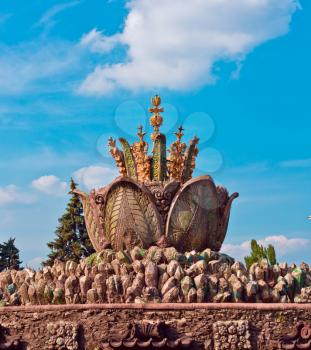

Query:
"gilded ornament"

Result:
[[149, 95, 164, 140], [168, 126, 187, 181], [132, 126, 151, 182], [108, 137, 126, 176]]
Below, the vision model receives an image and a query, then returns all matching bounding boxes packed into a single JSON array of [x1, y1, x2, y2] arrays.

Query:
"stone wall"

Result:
[[1, 247, 311, 307], [0, 303, 310, 350]]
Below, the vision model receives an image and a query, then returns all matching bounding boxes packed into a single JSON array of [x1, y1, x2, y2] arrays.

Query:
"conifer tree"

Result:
[[0, 237, 22, 271], [43, 178, 95, 266]]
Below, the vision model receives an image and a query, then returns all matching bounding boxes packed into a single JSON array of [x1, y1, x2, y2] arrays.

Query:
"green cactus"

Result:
[[244, 239, 277, 269], [85, 252, 98, 266], [266, 244, 276, 265]]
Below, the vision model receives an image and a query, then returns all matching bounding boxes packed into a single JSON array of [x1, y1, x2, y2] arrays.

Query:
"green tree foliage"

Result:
[[0, 237, 22, 271], [244, 239, 277, 269], [43, 178, 95, 266]]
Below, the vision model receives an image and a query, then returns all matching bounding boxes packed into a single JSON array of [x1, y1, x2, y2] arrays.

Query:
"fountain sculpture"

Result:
[[75, 96, 238, 254]]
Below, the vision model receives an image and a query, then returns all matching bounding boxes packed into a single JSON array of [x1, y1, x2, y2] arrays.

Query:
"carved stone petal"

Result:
[[180, 336, 194, 346], [297, 342, 311, 349], [165, 175, 220, 252], [152, 338, 167, 348], [100, 341, 110, 347], [103, 177, 163, 251], [282, 344, 296, 350], [167, 339, 181, 348], [137, 338, 152, 347], [110, 340, 123, 347], [74, 189, 108, 252], [123, 339, 137, 347]]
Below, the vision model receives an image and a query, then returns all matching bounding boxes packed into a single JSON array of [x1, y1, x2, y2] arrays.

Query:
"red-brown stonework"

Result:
[[0, 303, 310, 350]]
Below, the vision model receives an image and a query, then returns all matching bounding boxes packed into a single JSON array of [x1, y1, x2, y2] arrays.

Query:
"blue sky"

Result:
[[0, 0, 310, 268]]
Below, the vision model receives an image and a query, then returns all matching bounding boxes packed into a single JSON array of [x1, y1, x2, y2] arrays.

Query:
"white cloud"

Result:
[[0, 41, 82, 95], [222, 235, 311, 263], [26, 256, 43, 270], [279, 158, 311, 168], [32, 175, 68, 196], [0, 185, 35, 205], [222, 240, 252, 261], [73, 165, 118, 190], [35, 1, 80, 31], [0, 148, 89, 172], [78, 0, 300, 95], [80, 28, 121, 54]]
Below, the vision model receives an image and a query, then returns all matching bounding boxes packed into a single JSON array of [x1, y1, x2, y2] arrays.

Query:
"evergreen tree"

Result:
[[43, 178, 95, 266], [244, 239, 277, 269], [0, 237, 22, 271]]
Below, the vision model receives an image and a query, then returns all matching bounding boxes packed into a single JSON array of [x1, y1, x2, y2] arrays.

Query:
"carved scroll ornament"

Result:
[[100, 320, 193, 349], [269, 322, 311, 350]]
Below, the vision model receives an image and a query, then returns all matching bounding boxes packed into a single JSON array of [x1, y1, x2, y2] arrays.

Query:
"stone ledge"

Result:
[[1, 303, 311, 349], [1, 302, 311, 313]]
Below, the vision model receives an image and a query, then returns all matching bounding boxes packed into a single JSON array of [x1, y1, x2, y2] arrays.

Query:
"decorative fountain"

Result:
[[75, 95, 238, 254]]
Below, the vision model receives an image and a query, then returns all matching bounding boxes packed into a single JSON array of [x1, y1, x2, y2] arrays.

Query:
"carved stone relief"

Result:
[[212, 321, 251, 350], [46, 321, 79, 350], [100, 320, 193, 349], [0, 324, 22, 350], [268, 322, 311, 350]]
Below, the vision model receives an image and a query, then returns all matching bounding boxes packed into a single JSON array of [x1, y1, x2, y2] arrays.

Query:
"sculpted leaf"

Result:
[[119, 138, 137, 179], [74, 189, 108, 252], [165, 175, 220, 252], [103, 179, 162, 251]]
